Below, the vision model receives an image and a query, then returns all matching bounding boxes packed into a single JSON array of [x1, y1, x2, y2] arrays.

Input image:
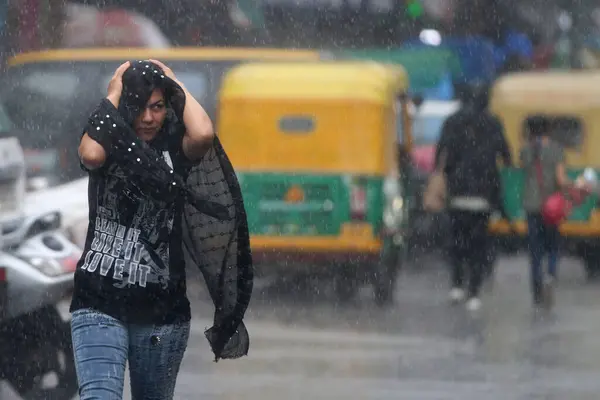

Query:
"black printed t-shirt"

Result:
[[70, 128, 193, 325]]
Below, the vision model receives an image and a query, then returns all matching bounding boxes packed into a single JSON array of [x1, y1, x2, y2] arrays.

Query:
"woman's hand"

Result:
[[148, 59, 191, 93], [106, 61, 131, 107], [575, 176, 595, 195], [147, 59, 213, 161], [148, 59, 177, 81]]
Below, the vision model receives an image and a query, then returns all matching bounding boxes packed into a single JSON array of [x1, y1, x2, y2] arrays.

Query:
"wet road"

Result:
[[6, 251, 600, 399]]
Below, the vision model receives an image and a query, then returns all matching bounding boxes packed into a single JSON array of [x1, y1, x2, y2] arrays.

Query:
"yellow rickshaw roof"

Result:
[[7, 47, 323, 66], [220, 61, 408, 104], [492, 71, 600, 111]]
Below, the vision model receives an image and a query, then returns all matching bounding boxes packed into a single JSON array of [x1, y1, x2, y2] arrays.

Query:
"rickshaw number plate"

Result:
[[342, 222, 372, 236]]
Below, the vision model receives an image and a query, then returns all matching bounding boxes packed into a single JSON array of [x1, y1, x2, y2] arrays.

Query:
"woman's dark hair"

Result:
[[526, 115, 551, 160], [526, 115, 550, 138]]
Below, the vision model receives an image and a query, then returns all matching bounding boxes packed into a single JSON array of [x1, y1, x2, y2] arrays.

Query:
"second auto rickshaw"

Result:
[[488, 71, 600, 279], [218, 61, 414, 304]]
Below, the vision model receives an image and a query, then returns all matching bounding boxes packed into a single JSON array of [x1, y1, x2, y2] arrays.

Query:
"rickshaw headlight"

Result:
[[383, 177, 400, 198], [392, 197, 403, 212], [383, 176, 404, 230], [384, 196, 404, 229]]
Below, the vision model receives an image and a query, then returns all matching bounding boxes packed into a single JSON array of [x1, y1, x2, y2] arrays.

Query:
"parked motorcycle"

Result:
[[0, 210, 80, 400]]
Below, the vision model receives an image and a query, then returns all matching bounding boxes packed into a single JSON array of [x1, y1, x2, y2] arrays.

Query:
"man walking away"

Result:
[[435, 84, 511, 311]]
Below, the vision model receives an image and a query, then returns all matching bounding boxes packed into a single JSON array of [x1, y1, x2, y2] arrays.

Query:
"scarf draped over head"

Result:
[[85, 60, 254, 361], [119, 60, 185, 126]]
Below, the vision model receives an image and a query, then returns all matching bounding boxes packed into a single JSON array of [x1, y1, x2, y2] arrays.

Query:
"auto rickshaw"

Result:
[[2, 47, 326, 188], [218, 61, 414, 305], [488, 71, 600, 279]]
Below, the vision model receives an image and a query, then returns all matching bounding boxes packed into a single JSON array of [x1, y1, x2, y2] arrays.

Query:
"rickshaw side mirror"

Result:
[[396, 93, 414, 153]]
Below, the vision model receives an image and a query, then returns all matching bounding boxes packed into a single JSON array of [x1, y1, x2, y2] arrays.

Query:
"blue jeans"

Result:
[[527, 213, 559, 296], [70, 308, 190, 400]]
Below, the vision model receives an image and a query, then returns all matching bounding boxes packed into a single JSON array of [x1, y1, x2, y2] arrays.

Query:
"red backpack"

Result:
[[535, 157, 586, 226]]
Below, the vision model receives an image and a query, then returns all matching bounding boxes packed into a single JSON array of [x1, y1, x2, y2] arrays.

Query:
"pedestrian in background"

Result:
[[435, 84, 511, 311], [520, 116, 568, 308]]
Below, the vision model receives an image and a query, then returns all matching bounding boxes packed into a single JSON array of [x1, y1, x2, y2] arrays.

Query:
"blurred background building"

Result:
[[1, 0, 599, 91]]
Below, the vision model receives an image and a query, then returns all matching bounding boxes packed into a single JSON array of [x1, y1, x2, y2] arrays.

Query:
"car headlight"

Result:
[[21, 256, 64, 277]]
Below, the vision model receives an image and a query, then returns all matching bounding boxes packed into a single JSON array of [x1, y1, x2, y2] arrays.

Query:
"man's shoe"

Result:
[[449, 288, 465, 304], [466, 297, 482, 312], [541, 276, 555, 310]]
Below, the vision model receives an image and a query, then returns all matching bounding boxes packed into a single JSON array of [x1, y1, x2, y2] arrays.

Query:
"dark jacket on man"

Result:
[[435, 103, 511, 211]]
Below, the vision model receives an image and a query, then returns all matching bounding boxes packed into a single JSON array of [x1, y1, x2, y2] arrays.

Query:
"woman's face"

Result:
[[133, 89, 167, 142]]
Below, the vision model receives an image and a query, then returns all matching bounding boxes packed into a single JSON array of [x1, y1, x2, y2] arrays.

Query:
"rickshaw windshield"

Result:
[[522, 115, 585, 152]]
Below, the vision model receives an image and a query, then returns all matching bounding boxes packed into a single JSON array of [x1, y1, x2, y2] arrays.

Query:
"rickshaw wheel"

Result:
[[373, 282, 394, 306], [333, 272, 360, 303], [373, 251, 401, 307], [584, 257, 600, 281], [580, 245, 600, 281]]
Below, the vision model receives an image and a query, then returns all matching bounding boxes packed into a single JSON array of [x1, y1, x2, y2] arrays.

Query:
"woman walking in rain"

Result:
[[70, 60, 253, 399], [520, 116, 568, 308]]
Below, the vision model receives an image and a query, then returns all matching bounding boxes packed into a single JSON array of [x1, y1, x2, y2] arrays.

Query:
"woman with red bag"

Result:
[[520, 116, 570, 308], [520, 116, 595, 308]]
